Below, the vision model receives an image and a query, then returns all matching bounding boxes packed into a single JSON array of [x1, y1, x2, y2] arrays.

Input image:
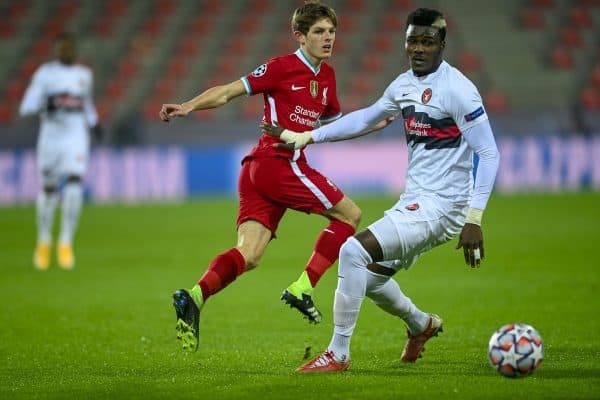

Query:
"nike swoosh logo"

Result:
[[402, 93, 411, 97], [291, 85, 306, 90]]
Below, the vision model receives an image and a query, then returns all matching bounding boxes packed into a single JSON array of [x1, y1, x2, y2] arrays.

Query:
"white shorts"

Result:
[[37, 131, 89, 187], [367, 194, 467, 272]]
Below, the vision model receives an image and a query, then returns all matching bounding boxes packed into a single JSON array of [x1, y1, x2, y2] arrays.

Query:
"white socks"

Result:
[[328, 237, 372, 362], [58, 183, 83, 245], [327, 237, 430, 362], [37, 190, 59, 244], [366, 270, 429, 335]]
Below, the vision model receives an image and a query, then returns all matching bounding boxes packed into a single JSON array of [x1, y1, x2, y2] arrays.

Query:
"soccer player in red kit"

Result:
[[159, 2, 391, 351]]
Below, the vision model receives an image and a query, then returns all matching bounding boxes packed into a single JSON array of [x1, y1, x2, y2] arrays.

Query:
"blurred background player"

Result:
[[19, 32, 100, 270], [263, 8, 500, 372], [160, 1, 390, 351]]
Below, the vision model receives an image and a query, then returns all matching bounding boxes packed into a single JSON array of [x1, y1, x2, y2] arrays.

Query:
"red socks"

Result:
[[197, 221, 354, 300], [198, 248, 246, 301], [306, 220, 355, 287]]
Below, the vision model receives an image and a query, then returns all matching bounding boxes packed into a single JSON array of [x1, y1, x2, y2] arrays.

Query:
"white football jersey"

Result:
[[20, 61, 99, 183], [19, 61, 98, 138], [376, 61, 488, 202]]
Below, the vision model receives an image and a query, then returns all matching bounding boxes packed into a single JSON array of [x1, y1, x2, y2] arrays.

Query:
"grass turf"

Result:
[[1, 193, 599, 399]]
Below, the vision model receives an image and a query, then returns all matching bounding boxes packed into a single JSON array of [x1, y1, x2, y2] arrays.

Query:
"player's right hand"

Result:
[[159, 103, 189, 122], [260, 122, 313, 150]]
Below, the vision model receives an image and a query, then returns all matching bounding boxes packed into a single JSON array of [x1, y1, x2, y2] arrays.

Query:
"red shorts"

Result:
[[237, 157, 345, 234]]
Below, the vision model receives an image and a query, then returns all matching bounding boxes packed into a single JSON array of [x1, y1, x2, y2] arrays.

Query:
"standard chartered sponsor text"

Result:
[[290, 105, 320, 127]]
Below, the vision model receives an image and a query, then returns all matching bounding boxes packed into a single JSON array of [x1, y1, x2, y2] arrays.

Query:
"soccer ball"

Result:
[[487, 323, 544, 378]]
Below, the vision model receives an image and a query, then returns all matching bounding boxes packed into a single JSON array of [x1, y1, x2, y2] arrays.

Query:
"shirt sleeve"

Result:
[[311, 79, 402, 142], [19, 67, 46, 116], [311, 98, 394, 142], [462, 119, 500, 210], [444, 74, 488, 132], [83, 69, 98, 127], [241, 58, 280, 96]]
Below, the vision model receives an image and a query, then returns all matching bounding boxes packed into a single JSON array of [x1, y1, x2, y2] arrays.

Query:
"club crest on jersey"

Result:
[[421, 88, 432, 104], [322, 87, 328, 105], [310, 80, 318, 98], [405, 203, 420, 211], [251, 64, 267, 77]]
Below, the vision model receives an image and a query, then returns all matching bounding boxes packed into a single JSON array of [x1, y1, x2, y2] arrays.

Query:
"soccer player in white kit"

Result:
[[263, 8, 500, 372], [19, 32, 100, 270]]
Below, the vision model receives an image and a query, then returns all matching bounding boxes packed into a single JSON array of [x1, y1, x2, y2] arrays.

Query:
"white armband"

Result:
[[465, 207, 483, 226], [280, 130, 313, 149]]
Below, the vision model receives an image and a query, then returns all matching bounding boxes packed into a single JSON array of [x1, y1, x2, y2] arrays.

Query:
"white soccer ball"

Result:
[[487, 323, 544, 378]]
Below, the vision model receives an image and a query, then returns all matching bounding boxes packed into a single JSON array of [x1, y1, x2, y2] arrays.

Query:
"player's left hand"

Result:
[[455, 223, 484, 268]]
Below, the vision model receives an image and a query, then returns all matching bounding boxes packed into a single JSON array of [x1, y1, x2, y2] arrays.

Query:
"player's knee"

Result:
[[340, 237, 360, 260], [340, 237, 372, 268], [350, 206, 362, 229], [341, 203, 361, 229], [240, 252, 261, 271]]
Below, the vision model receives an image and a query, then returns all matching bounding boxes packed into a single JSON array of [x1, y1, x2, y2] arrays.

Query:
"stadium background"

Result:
[[0, 0, 599, 203]]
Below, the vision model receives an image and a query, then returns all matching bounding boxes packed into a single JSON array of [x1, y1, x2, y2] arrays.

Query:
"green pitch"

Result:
[[1, 194, 599, 399]]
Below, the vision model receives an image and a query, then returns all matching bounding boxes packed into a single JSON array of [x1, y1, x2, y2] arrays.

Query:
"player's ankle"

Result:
[[290, 271, 313, 295], [190, 284, 204, 308]]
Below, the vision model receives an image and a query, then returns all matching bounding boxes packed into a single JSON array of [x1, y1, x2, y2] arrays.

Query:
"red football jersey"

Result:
[[242, 49, 342, 161]]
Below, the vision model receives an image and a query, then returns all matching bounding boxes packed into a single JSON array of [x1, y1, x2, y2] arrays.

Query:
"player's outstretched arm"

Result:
[[259, 114, 395, 150], [356, 116, 395, 136], [159, 80, 246, 122], [310, 101, 394, 143]]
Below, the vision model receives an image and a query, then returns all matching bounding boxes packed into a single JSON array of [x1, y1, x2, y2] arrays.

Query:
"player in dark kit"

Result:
[[159, 1, 392, 351]]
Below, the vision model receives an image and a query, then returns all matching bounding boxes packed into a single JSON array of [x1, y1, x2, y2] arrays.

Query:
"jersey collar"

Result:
[[295, 49, 321, 75], [411, 60, 448, 83]]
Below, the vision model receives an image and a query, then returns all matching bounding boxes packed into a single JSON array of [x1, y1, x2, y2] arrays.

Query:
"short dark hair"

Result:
[[406, 8, 446, 41], [291, 1, 337, 35]]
